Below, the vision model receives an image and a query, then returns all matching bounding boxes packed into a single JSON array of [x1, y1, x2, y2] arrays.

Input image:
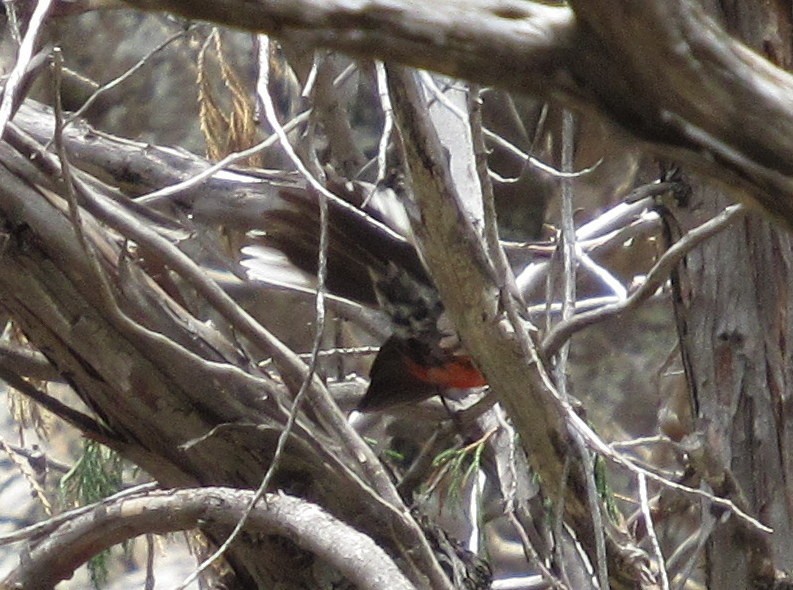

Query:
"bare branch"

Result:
[[0, 0, 54, 138], [542, 204, 747, 358], [0, 435, 52, 515], [385, 63, 650, 590], [120, 0, 573, 102], [0, 341, 60, 381], [104, 0, 793, 228], [638, 473, 670, 590], [0, 364, 112, 442], [2, 487, 414, 590], [64, 25, 199, 128], [0, 482, 157, 546]]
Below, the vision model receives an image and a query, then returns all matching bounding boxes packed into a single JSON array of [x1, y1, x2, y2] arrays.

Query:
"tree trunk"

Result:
[[676, 4, 793, 588]]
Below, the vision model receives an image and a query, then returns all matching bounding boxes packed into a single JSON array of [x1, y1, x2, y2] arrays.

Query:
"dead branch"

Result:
[[2, 486, 414, 590], [108, 0, 793, 226], [385, 64, 650, 590]]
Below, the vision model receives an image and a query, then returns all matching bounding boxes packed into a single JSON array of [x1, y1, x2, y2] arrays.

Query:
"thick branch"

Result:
[[121, 0, 573, 96], [3, 487, 414, 590], [567, 1, 793, 224], [111, 0, 793, 227], [386, 65, 648, 590]]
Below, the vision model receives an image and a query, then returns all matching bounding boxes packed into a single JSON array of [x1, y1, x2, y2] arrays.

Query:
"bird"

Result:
[[243, 178, 486, 412]]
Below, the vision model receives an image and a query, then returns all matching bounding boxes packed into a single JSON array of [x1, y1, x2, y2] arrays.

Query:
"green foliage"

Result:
[[60, 440, 124, 588], [428, 433, 490, 505], [594, 454, 620, 522]]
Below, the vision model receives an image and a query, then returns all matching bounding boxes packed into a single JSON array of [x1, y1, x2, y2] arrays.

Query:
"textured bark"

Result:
[[671, 4, 793, 589], [0, 120, 447, 588], [3, 487, 414, 590], [3, 1, 793, 588], [110, 0, 793, 227]]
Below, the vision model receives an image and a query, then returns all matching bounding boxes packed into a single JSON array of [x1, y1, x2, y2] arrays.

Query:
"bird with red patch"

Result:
[[245, 180, 487, 412]]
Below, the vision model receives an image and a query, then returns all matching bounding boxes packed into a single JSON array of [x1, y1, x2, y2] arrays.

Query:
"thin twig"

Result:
[[638, 473, 670, 590], [673, 492, 717, 590], [580, 441, 608, 589], [516, 181, 680, 296], [297, 345, 380, 360], [64, 26, 198, 128], [375, 61, 393, 186], [0, 0, 54, 139], [539, 205, 647, 307], [610, 435, 670, 451], [175, 40, 332, 589], [0, 365, 110, 443], [136, 63, 358, 206], [144, 533, 156, 590], [542, 203, 747, 358], [0, 435, 52, 515], [507, 511, 569, 590], [526, 295, 632, 316], [565, 406, 772, 534], [3, 0, 22, 46], [1, 441, 71, 475], [555, 109, 577, 379], [556, 109, 609, 590], [552, 455, 573, 589], [467, 83, 523, 325], [420, 72, 598, 180], [136, 122, 303, 205]]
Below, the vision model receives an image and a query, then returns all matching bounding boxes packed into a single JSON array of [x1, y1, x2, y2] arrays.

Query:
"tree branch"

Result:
[[108, 0, 793, 227], [542, 204, 748, 358], [121, 0, 573, 97], [3, 487, 414, 590], [385, 64, 649, 590]]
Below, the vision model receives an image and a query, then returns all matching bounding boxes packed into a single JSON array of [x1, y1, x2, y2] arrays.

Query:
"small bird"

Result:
[[359, 260, 487, 411], [246, 180, 486, 411]]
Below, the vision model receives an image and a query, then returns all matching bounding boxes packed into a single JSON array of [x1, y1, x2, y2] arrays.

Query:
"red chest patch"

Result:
[[403, 355, 487, 389]]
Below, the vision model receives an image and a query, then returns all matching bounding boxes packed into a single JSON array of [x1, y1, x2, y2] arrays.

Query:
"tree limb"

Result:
[[385, 64, 650, 590], [109, 0, 793, 227], [2, 487, 415, 590]]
